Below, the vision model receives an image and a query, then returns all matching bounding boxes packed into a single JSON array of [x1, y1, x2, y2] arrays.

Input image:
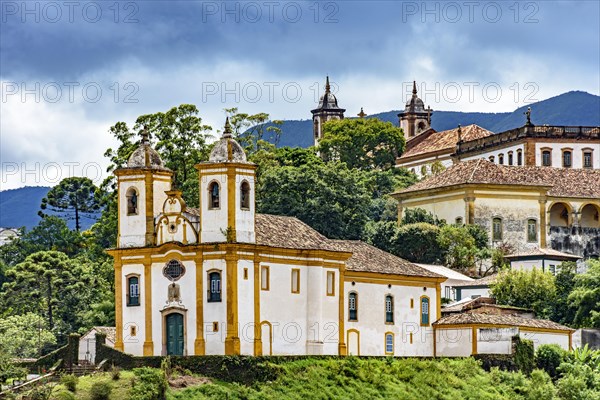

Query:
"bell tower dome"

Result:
[[195, 118, 257, 243], [398, 81, 433, 139], [311, 76, 346, 148], [115, 128, 173, 248]]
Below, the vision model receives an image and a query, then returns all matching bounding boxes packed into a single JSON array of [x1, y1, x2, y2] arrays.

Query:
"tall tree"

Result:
[[568, 259, 600, 328], [490, 268, 557, 318], [39, 177, 101, 231], [225, 107, 283, 153], [0, 313, 56, 358], [318, 118, 406, 170], [2, 251, 93, 331]]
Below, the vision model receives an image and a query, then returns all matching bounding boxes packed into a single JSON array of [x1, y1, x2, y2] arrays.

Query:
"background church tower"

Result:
[[115, 128, 173, 248], [195, 118, 257, 243], [398, 81, 433, 139], [311, 76, 346, 148]]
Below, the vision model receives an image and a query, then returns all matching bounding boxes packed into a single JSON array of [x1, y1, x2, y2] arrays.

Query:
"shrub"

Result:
[[90, 381, 113, 400], [513, 336, 534, 375], [110, 365, 121, 380], [26, 384, 54, 400], [535, 344, 566, 379], [129, 367, 168, 400], [54, 390, 76, 400], [60, 374, 78, 392], [527, 369, 557, 400]]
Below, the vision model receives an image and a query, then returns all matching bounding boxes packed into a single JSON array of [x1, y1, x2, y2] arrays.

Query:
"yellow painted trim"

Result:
[[346, 329, 360, 356], [144, 173, 155, 246], [420, 295, 431, 327], [124, 273, 141, 307], [326, 271, 336, 296], [436, 284, 442, 321], [384, 294, 394, 325], [410, 298, 414, 309], [227, 169, 236, 240], [114, 262, 124, 351], [253, 258, 262, 355], [344, 270, 445, 286], [410, 332, 414, 345], [291, 268, 300, 294], [434, 324, 574, 334], [472, 327, 478, 355], [143, 261, 154, 355], [224, 250, 240, 355], [261, 265, 270, 291], [260, 321, 273, 355], [384, 331, 395, 355], [348, 291, 358, 322], [338, 267, 346, 355], [194, 254, 205, 355]]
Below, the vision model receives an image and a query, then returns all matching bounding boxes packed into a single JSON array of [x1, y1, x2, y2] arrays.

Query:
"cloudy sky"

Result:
[[1, 0, 599, 189]]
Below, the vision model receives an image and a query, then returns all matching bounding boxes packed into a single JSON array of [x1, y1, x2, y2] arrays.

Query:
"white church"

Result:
[[108, 119, 448, 357]]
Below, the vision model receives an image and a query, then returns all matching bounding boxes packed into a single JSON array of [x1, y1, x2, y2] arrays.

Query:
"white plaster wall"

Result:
[[436, 328, 473, 357], [200, 173, 228, 243], [344, 281, 436, 357], [462, 144, 525, 166], [521, 330, 570, 350], [477, 327, 516, 354], [237, 259, 255, 355], [235, 173, 256, 243], [535, 142, 600, 169], [459, 287, 490, 300], [474, 196, 540, 249], [121, 263, 145, 356], [260, 263, 309, 355], [321, 268, 342, 355], [203, 259, 227, 355], [79, 330, 97, 363], [153, 180, 171, 215], [150, 258, 197, 356], [119, 180, 146, 248], [404, 196, 465, 225]]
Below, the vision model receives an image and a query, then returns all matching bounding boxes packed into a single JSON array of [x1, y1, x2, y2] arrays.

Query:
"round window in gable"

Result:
[[163, 260, 185, 281]]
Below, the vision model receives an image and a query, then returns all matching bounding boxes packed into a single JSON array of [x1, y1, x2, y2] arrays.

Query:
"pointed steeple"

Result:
[[412, 80, 417, 96], [357, 107, 367, 118], [223, 116, 233, 138], [325, 76, 331, 93]]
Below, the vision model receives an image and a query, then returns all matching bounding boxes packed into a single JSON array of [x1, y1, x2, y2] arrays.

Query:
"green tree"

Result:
[[39, 177, 101, 231], [363, 221, 398, 254], [438, 225, 478, 273], [0, 216, 83, 268], [0, 313, 56, 358], [318, 118, 405, 170], [401, 208, 445, 226], [552, 261, 578, 325], [390, 223, 443, 264], [490, 268, 557, 318], [2, 251, 94, 332], [568, 259, 600, 328], [224, 107, 283, 153], [257, 161, 372, 239]]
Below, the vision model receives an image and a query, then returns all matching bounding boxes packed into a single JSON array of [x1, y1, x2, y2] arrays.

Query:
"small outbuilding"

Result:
[[78, 327, 116, 364]]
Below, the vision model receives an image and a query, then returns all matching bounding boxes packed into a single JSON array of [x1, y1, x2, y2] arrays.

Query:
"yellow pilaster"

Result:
[[539, 197, 547, 248], [227, 168, 237, 240], [253, 257, 262, 355], [472, 327, 478, 355], [143, 261, 154, 355], [436, 283, 442, 321], [114, 261, 124, 351], [338, 265, 347, 356], [225, 248, 240, 355], [144, 172, 155, 246], [464, 195, 476, 225], [397, 203, 403, 226], [194, 254, 206, 355]]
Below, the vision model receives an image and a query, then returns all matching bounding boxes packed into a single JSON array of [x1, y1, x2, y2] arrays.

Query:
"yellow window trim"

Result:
[[384, 331, 394, 356], [420, 295, 431, 327], [291, 268, 300, 294], [326, 271, 335, 296], [261, 265, 270, 291]]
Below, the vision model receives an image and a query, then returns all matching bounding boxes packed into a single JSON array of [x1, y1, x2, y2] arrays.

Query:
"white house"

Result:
[[504, 248, 582, 275], [79, 327, 116, 364], [108, 120, 446, 357]]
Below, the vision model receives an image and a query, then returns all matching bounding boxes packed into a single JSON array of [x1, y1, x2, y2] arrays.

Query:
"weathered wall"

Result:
[[550, 226, 600, 258]]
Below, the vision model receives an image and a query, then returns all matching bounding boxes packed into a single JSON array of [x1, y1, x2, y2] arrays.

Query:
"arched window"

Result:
[[527, 219, 538, 242], [385, 295, 394, 324], [542, 150, 552, 166], [240, 181, 250, 209], [455, 217, 463, 225], [348, 292, 358, 321], [508, 151, 514, 166], [489, 155, 495, 163], [209, 182, 220, 209], [385, 332, 394, 355], [420, 296, 430, 326], [208, 271, 221, 302], [562, 150, 572, 168], [583, 150, 593, 169], [498, 154, 504, 165], [492, 217, 503, 241], [126, 187, 138, 215], [127, 276, 140, 306], [517, 149, 523, 166]]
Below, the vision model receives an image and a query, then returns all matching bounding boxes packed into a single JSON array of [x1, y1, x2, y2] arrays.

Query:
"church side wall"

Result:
[[203, 258, 227, 355], [343, 281, 436, 357], [435, 328, 473, 357], [237, 258, 255, 355]]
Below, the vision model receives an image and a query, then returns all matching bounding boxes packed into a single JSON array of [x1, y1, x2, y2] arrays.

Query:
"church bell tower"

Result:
[[311, 76, 346, 148], [398, 81, 433, 139]]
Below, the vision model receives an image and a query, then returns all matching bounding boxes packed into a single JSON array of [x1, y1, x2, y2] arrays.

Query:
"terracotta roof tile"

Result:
[[400, 124, 493, 159], [254, 214, 339, 251], [395, 159, 600, 199], [505, 248, 582, 259], [329, 240, 443, 278], [433, 313, 574, 331]]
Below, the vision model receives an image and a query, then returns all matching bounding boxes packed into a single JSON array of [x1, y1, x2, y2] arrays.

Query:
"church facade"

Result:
[[108, 120, 445, 357]]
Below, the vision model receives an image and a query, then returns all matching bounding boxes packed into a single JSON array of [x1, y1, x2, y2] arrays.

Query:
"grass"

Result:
[[46, 370, 136, 400]]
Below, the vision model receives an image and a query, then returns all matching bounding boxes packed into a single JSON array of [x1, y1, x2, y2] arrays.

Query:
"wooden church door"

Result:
[[166, 313, 184, 355]]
